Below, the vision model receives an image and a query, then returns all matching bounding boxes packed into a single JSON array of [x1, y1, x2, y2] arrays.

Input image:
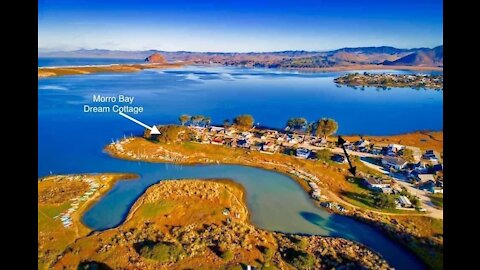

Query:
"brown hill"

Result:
[[144, 53, 167, 63], [383, 46, 443, 67]]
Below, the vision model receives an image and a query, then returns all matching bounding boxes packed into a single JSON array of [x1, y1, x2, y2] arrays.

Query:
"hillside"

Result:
[[383, 46, 443, 66], [39, 45, 443, 70]]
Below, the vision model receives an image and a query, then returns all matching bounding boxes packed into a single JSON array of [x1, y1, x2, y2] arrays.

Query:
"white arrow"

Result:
[[118, 111, 160, 134]]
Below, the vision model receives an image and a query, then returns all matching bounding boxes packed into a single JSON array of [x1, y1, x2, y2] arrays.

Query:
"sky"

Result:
[[38, 0, 443, 52]]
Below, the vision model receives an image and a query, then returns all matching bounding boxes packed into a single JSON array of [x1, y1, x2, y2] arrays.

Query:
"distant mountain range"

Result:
[[38, 45, 443, 69]]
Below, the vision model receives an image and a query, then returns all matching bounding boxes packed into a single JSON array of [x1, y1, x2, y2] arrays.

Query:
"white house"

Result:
[[296, 148, 311, 159], [381, 156, 408, 170]]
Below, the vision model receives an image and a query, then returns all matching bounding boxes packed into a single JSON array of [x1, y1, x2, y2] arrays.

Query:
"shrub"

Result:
[[283, 248, 315, 269], [221, 250, 234, 261], [373, 193, 396, 209], [138, 241, 184, 263]]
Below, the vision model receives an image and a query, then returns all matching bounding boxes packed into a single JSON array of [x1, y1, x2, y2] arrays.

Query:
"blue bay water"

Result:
[[38, 65, 440, 270]]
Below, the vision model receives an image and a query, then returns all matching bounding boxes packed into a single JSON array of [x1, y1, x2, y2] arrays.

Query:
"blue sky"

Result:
[[38, 0, 443, 52]]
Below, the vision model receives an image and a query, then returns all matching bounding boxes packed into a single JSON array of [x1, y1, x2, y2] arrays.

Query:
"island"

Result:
[[103, 115, 443, 270], [334, 73, 443, 90], [39, 175, 390, 269]]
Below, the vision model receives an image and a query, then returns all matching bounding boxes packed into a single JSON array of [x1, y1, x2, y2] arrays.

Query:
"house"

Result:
[[296, 148, 311, 159], [397, 196, 412, 208], [429, 164, 443, 173], [236, 139, 250, 148], [262, 141, 278, 152], [362, 175, 392, 190], [209, 126, 225, 133], [422, 150, 439, 164], [380, 187, 393, 194], [370, 146, 383, 155], [388, 144, 405, 152], [381, 156, 407, 170], [311, 190, 321, 200], [331, 154, 347, 163], [354, 138, 370, 149], [413, 174, 436, 185], [418, 179, 443, 193], [211, 136, 224, 145]]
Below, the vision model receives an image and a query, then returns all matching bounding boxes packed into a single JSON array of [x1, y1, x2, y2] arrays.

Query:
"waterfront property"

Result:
[[381, 156, 408, 170]]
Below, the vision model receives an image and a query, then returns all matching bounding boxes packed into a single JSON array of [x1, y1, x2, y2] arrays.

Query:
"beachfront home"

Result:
[[331, 154, 347, 164], [209, 126, 225, 134], [296, 148, 311, 159], [354, 138, 370, 151], [211, 136, 225, 145], [361, 175, 392, 190], [397, 196, 413, 208], [381, 156, 407, 170]]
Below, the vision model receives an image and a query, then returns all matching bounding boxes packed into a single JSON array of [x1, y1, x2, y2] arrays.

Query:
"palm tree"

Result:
[[204, 117, 212, 127]]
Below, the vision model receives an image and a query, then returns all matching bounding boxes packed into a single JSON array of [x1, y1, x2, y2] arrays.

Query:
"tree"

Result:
[[190, 115, 204, 126], [233, 114, 254, 130], [204, 116, 212, 127], [315, 118, 338, 139], [286, 117, 308, 131], [373, 193, 396, 209], [179, 114, 190, 126]]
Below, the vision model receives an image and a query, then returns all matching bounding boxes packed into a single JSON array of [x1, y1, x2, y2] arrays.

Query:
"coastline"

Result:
[[103, 136, 442, 269], [38, 61, 443, 78]]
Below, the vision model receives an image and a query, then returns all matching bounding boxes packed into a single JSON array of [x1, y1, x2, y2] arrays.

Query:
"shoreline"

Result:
[[38, 61, 443, 78]]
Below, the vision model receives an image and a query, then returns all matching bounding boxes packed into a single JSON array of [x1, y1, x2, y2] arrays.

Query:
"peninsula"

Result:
[[103, 116, 443, 270], [38, 53, 182, 78], [334, 73, 443, 90]]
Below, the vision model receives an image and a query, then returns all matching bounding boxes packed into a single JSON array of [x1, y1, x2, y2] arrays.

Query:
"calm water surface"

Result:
[[39, 64, 440, 269]]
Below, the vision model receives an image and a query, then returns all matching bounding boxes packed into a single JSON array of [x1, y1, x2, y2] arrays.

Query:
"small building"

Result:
[[414, 174, 436, 185], [242, 131, 253, 139], [331, 154, 347, 164], [296, 148, 311, 159], [354, 138, 370, 148], [211, 136, 224, 145], [209, 126, 225, 133], [381, 156, 407, 170], [397, 196, 412, 208], [362, 175, 392, 190], [249, 143, 262, 151], [388, 144, 405, 152]]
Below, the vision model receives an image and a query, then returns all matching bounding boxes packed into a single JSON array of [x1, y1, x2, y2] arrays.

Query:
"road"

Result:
[[360, 159, 443, 219]]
